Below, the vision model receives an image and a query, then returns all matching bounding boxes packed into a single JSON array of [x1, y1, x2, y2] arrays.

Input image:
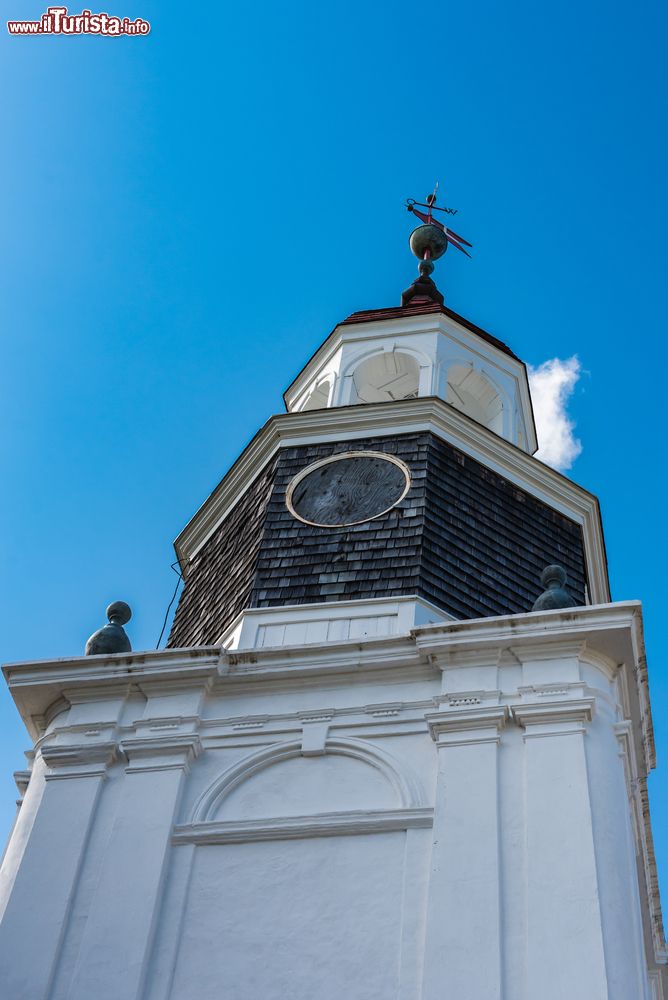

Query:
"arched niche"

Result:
[[190, 737, 425, 824], [300, 379, 332, 411], [350, 351, 421, 404], [446, 364, 504, 435]]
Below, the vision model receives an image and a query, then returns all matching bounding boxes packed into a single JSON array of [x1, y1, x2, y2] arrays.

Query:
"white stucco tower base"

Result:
[[0, 603, 666, 999]]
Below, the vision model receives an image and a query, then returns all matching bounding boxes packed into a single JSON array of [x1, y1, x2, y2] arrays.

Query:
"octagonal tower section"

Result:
[[167, 299, 606, 653]]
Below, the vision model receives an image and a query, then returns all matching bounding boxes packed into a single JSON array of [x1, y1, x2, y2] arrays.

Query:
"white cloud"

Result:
[[527, 356, 582, 471]]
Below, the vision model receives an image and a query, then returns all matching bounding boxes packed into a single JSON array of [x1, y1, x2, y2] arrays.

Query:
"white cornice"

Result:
[[2, 647, 221, 740], [413, 601, 655, 774], [173, 396, 609, 604], [11, 605, 648, 790], [222, 634, 429, 685], [512, 697, 596, 729], [120, 733, 202, 773], [413, 602, 641, 671], [426, 705, 509, 744], [172, 807, 433, 846], [40, 740, 118, 779], [5, 604, 649, 750], [2, 647, 220, 688]]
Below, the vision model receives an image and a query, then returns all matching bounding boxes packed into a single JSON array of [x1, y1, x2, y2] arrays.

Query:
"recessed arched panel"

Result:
[[351, 352, 421, 404], [218, 753, 396, 820], [190, 737, 426, 824], [300, 380, 331, 411], [446, 365, 504, 434]]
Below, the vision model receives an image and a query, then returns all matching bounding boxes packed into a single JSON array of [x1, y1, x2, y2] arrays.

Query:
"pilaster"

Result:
[[421, 703, 508, 1000], [67, 733, 201, 1000], [0, 740, 116, 1000], [512, 695, 609, 999]]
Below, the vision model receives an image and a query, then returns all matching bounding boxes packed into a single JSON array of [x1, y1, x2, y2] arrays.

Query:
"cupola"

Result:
[[166, 189, 605, 652], [283, 302, 537, 452]]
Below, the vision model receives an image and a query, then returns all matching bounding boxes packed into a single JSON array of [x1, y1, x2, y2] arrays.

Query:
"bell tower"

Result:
[[0, 191, 665, 1000], [167, 194, 584, 651]]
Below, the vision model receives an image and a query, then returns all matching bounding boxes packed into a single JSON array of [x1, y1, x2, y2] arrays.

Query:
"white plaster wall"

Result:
[[0, 607, 665, 999], [226, 596, 449, 650], [169, 833, 406, 1000], [49, 760, 128, 1000], [586, 697, 651, 998], [0, 753, 46, 922]]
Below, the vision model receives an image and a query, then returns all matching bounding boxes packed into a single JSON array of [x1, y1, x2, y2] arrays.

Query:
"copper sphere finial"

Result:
[[402, 183, 472, 307]]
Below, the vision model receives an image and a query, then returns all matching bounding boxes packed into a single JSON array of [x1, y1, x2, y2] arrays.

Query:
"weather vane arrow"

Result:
[[401, 182, 472, 308]]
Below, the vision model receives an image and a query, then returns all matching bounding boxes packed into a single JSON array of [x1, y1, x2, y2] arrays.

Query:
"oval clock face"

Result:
[[286, 451, 411, 528]]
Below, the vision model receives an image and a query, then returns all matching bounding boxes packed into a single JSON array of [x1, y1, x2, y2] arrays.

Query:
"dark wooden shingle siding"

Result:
[[419, 437, 587, 618], [250, 436, 426, 608], [167, 455, 278, 647], [168, 432, 588, 647]]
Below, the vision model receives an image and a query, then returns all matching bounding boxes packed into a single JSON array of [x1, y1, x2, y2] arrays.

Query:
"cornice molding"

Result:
[[40, 740, 118, 779], [2, 647, 221, 741], [222, 634, 428, 685], [3, 646, 220, 689], [172, 807, 433, 846], [120, 733, 202, 773], [172, 397, 609, 604], [414, 602, 641, 658], [3, 603, 648, 740], [509, 640, 586, 663], [512, 697, 595, 731], [13, 769, 31, 804], [426, 705, 509, 746]]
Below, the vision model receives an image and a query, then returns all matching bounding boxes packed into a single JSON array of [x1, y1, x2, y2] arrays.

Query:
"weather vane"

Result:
[[401, 182, 472, 307]]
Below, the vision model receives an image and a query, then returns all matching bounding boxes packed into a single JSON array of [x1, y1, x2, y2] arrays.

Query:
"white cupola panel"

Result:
[[336, 340, 434, 406], [349, 350, 421, 404], [299, 377, 334, 411], [445, 364, 504, 435], [284, 306, 537, 453]]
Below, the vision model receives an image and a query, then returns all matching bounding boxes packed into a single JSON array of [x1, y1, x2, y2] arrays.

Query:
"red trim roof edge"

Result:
[[340, 303, 520, 361]]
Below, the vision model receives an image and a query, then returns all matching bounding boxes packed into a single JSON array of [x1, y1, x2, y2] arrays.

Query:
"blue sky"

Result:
[[1, 0, 667, 896]]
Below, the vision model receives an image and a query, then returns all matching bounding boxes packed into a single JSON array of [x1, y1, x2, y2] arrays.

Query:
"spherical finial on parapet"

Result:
[[85, 601, 132, 655], [107, 601, 132, 625], [532, 565, 578, 612]]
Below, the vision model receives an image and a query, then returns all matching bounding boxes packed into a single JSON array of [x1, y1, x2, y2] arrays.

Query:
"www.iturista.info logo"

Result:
[[7, 6, 150, 34]]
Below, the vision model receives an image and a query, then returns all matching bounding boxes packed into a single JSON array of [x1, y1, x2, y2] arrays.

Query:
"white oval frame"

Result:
[[285, 450, 412, 528]]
